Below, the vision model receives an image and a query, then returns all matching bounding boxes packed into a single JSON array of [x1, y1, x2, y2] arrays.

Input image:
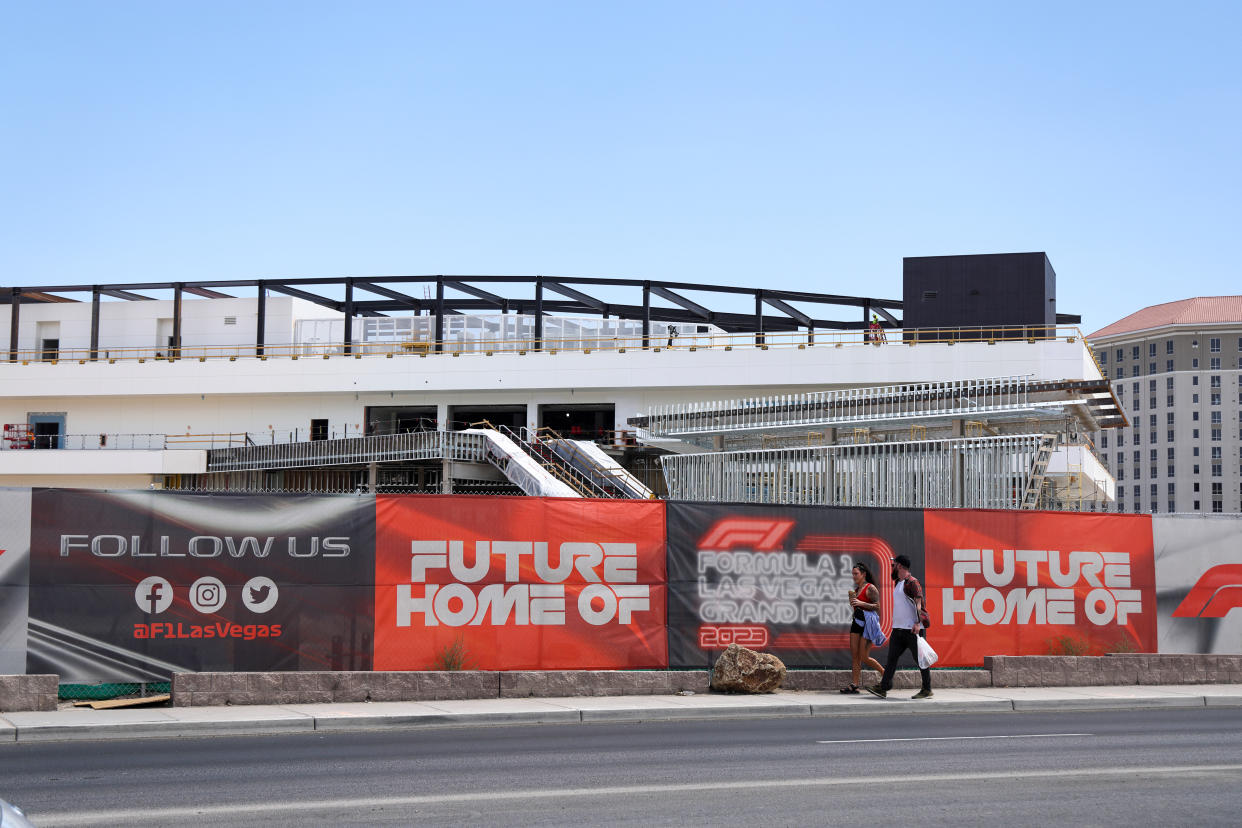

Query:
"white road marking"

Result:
[[29, 764, 1242, 826], [816, 732, 1092, 744]]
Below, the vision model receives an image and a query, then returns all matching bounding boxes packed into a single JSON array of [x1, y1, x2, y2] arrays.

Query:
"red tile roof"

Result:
[[1089, 296, 1242, 339]]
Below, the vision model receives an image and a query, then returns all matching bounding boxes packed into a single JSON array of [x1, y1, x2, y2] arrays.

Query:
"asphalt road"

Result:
[[3, 708, 1241, 827]]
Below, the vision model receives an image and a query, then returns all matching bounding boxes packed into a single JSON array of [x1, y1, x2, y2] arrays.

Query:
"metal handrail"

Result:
[[2, 325, 1090, 365], [0, 432, 247, 451], [636, 376, 1039, 438]]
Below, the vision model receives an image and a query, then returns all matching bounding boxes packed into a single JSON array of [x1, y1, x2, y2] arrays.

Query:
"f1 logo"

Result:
[[698, 519, 794, 551], [1172, 565, 1242, 618]]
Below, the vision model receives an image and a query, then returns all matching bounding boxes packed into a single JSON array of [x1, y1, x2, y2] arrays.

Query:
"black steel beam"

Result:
[[8, 288, 19, 361], [256, 282, 266, 357], [445, 280, 507, 307], [89, 288, 100, 361], [649, 285, 711, 320], [172, 283, 182, 356]]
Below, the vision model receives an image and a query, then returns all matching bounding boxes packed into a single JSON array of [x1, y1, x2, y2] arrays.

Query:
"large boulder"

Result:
[[710, 644, 787, 693]]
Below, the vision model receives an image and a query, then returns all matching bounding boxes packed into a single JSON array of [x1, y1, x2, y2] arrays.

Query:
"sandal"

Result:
[[839, 684, 860, 694]]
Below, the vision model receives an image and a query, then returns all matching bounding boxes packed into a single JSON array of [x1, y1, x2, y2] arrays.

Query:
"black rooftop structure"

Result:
[[3, 266, 1080, 361], [3, 276, 907, 360]]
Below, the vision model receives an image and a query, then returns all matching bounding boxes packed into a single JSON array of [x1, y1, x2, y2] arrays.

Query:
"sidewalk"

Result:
[[3, 684, 1241, 743]]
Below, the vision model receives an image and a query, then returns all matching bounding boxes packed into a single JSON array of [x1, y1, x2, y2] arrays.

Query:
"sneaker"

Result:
[[864, 684, 887, 699], [912, 689, 934, 699]]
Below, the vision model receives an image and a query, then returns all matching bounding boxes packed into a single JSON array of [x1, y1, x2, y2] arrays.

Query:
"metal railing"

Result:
[[0, 432, 246, 451], [2, 325, 1089, 365], [636, 376, 1041, 438], [206, 430, 493, 472], [660, 434, 1058, 510]]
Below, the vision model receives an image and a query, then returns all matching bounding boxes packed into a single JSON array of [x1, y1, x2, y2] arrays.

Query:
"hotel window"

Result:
[[1132, 346, 1140, 359], [1148, 362, 1156, 374], [1212, 412, 1222, 425], [1116, 348, 1124, 361], [1211, 358, 1221, 370], [1167, 340, 1175, 354], [1117, 468, 1125, 480], [1211, 394, 1221, 405], [1098, 351, 1107, 364], [1166, 359, 1174, 372], [1193, 394, 1199, 404], [1132, 382, 1140, 394], [1150, 466, 1157, 478], [1194, 500, 1201, 511], [1168, 482, 1176, 495], [1192, 339, 1199, 348], [1133, 450, 1140, 463], [1149, 415, 1157, 428], [1133, 366, 1141, 377], [1194, 464, 1200, 474], [1193, 376, 1199, 385], [1210, 337, 1221, 353], [1115, 367, 1124, 379], [1167, 412, 1175, 425], [1193, 412, 1199, 421], [1194, 447, 1200, 457], [1168, 464, 1175, 477], [1210, 375, 1221, 388], [1167, 395, 1174, 407], [1167, 430, 1174, 443], [1212, 428, 1222, 441], [1169, 500, 1176, 512], [1149, 343, 1157, 358], [1132, 485, 1140, 499], [1167, 377, 1174, 390], [1149, 379, 1157, 392], [1150, 449, 1158, 463], [1168, 447, 1175, 460], [1101, 434, 1109, 448], [1118, 433, 1125, 446]]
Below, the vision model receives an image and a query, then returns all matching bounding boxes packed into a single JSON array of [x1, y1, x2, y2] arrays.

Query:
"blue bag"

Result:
[[862, 610, 886, 647]]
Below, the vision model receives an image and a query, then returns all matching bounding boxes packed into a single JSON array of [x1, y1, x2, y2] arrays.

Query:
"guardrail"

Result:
[[2, 325, 1089, 365], [0, 432, 247, 451]]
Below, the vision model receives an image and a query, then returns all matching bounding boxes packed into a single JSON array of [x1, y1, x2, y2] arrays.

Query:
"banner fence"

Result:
[[0, 487, 1238, 682]]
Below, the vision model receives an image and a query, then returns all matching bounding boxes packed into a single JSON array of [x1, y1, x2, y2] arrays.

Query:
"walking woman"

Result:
[[841, 562, 885, 693]]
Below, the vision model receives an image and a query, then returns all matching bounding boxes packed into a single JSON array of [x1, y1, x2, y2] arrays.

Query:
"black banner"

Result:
[[666, 501, 925, 668], [28, 490, 375, 682]]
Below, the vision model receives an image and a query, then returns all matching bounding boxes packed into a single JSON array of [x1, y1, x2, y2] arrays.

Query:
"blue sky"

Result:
[[2, 1, 1238, 335]]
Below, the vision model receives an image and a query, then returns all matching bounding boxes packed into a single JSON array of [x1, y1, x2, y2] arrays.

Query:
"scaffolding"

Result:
[[660, 434, 1053, 510], [632, 376, 1124, 444]]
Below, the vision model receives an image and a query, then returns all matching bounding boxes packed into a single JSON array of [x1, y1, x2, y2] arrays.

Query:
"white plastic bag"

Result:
[[916, 635, 938, 670]]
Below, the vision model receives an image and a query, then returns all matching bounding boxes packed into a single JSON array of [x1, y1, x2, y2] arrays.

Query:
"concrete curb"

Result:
[[2, 687, 1241, 743]]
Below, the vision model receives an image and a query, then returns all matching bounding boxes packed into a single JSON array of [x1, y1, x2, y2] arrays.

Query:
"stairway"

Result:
[[1020, 434, 1059, 509]]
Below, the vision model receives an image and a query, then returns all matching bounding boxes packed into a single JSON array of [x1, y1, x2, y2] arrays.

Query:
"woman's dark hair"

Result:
[[852, 562, 875, 586]]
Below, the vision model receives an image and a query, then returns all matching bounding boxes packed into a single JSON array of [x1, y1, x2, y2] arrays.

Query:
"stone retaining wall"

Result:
[[0, 675, 58, 712], [28, 655, 1242, 708], [986, 654, 1242, 687]]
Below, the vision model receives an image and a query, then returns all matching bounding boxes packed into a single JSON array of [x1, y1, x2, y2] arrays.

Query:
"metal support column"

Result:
[[256, 281, 267, 357], [534, 276, 544, 351], [7, 287, 18, 362], [89, 287, 100, 361], [642, 282, 651, 349], [435, 279, 445, 353], [172, 283, 183, 358], [343, 279, 354, 356]]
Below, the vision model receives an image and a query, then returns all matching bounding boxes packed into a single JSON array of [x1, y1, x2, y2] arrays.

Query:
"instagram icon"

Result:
[[189, 576, 227, 613]]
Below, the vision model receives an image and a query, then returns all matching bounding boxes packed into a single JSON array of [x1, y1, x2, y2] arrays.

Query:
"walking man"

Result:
[[866, 554, 933, 699]]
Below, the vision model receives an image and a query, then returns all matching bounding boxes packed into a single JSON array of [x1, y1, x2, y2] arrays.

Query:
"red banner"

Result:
[[374, 496, 667, 670], [924, 510, 1157, 666]]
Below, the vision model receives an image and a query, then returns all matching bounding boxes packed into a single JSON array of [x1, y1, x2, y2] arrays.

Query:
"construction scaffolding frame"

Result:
[[660, 434, 1052, 510]]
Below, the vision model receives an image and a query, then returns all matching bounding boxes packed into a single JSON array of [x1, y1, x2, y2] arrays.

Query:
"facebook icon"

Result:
[[134, 576, 174, 614]]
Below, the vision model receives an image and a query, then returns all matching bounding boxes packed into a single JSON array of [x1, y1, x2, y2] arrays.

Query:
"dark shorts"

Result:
[[851, 616, 865, 632]]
